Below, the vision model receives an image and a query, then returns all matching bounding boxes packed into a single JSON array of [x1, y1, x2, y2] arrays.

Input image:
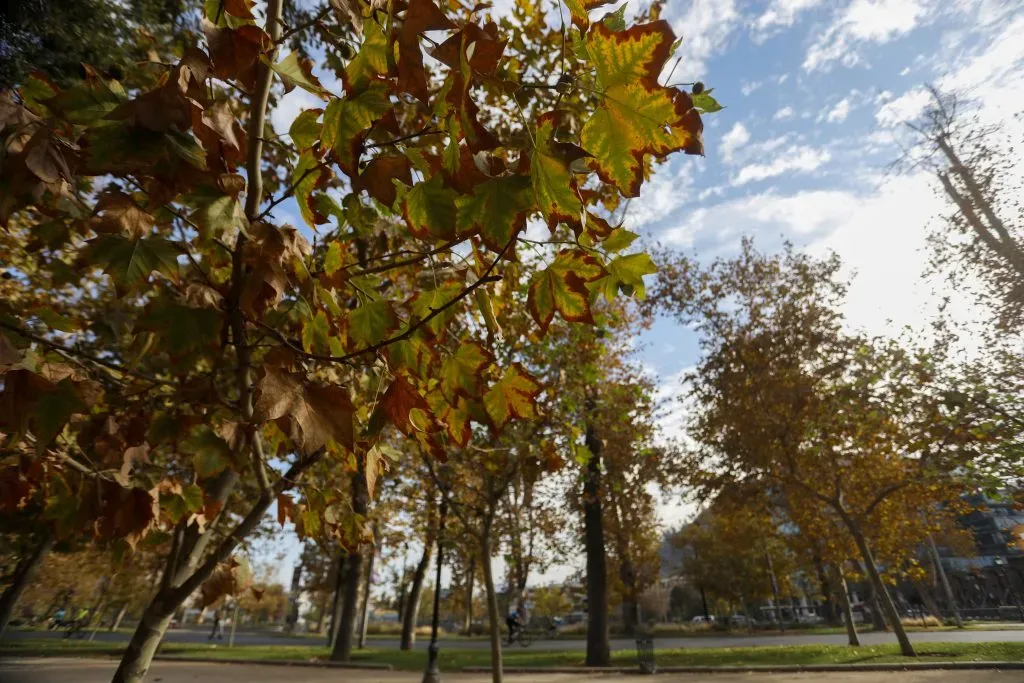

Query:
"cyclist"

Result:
[[506, 608, 521, 645]]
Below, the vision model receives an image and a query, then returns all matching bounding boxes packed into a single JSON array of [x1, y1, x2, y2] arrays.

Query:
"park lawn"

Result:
[[5, 638, 1024, 670]]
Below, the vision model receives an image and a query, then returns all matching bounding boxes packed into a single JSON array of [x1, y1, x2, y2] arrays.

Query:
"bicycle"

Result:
[[506, 626, 533, 647]]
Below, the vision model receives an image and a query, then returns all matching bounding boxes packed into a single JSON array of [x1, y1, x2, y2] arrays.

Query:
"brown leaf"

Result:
[[121, 444, 151, 479], [204, 22, 271, 90], [0, 332, 21, 366], [329, 0, 364, 33], [23, 129, 75, 184], [276, 492, 295, 526], [93, 192, 155, 238], [397, 0, 455, 102], [91, 480, 160, 550], [253, 368, 355, 453], [377, 375, 430, 436], [353, 155, 412, 207]]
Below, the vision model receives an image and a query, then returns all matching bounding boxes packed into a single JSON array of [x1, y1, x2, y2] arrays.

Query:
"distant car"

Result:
[[690, 615, 715, 624], [796, 613, 823, 624], [728, 614, 754, 627]]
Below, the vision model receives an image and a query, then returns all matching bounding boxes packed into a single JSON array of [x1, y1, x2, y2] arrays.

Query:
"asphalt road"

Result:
[[2, 658, 1023, 683], [7, 626, 1024, 651]]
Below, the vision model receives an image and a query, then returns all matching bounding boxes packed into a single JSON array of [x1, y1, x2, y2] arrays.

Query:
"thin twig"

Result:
[[277, 4, 331, 43]]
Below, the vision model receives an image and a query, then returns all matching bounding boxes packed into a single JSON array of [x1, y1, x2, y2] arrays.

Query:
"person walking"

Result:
[[209, 610, 223, 640]]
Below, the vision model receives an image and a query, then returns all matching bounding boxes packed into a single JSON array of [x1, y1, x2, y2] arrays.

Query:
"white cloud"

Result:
[[741, 80, 763, 96], [660, 187, 858, 248], [624, 162, 696, 229], [751, 0, 825, 41], [719, 122, 750, 163], [774, 106, 795, 120], [804, 0, 931, 72], [900, 66, 911, 76], [875, 87, 931, 127], [825, 97, 852, 123], [664, 0, 741, 76], [732, 146, 831, 185], [777, 73, 790, 84]]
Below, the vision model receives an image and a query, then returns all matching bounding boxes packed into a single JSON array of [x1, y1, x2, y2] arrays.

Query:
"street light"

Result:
[[423, 469, 450, 683]]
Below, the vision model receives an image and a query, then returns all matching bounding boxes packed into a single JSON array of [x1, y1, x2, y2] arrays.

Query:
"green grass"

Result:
[[5, 638, 1024, 670]]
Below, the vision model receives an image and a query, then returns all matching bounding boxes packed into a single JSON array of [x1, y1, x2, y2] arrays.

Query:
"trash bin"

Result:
[[635, 634, 656, 674]]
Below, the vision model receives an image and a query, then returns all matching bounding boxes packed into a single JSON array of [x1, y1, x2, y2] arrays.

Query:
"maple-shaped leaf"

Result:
[[563, 0, 616, 28], [374, 374, 431, 436], [254, 368, 355, 453], [528, 249, 606, 334], [90, 480, 160, 550], [364, 444, 390, 499], [397, 0, 455, 102], [431, 22, 506, 76], [455, 174, 532, 252], [200, 556, 253, 607], [343, 18, 389, 93], [531, 111, 588, 227], [302, 310, 344, 356], [289, 108, 322, 150], [440, 342, 493, 402], [83, 234, 181, 293], [268, 52, 328, 98], [189, 183, 248, 239], [580, 21, 703, 197], [92, 192, 154, 238], [353, 154, 412, 208], [426, 389, 473, 447], [276, 492, 296, 526], [322, 84, 392, 176], [183, 425, 234, 478], [484, 363, 542, 431], [403, 174, 458, 240], [601, 227, 639, 253], [386, 336, 437, 378], [693, 89, 724, 114], [347, 300, 400, 350], [203, 21, 270, 90], [595, 252, 658, 301], [408, 280, 464, 339]]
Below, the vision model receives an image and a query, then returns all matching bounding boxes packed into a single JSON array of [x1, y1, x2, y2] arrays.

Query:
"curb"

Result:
[[154, 655, 393, 670], [462, 661, 1024, 675]]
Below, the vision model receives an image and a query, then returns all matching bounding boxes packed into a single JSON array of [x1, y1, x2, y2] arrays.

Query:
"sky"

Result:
[[261, 0, 1024, 591]]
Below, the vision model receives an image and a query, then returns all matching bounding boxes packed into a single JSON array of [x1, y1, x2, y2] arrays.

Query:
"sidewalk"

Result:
[[3, 658, 1024, 683]]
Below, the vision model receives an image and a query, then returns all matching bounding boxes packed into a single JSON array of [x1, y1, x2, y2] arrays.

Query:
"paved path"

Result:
[[2, 658, 1024, 683], [8, 626, 1024, 651]]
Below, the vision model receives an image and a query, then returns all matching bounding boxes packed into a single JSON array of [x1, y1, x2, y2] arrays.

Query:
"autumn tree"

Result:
[[653, 240, 998, 656], [1, 0, 713, 679]]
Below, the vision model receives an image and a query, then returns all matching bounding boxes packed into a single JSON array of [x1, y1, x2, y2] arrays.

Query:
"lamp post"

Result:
[[423, 476, 450, 683]]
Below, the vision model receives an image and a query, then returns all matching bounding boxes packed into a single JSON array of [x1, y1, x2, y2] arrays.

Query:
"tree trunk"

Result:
[[619, 554, 638, 637], [867, 583, 888, 631], [480, 528, 503, 683], [401, 540, 432, 650], [462, 555, 476, 636], [111, 603, 129, 631], [358, 538, 375, 649], [582, 417, 610, 666], [111, 595, 175, 683], [327, 552, 347, 651], [765, 551, 784, 632], [331, 468, 367, 661], [315, 591, 328, 634], [836, 569, 860, 647], [927, 533, 963, 628], [850, 528, 916, 656], [0, 532, 53, 640], [814, 557, 840, 626]]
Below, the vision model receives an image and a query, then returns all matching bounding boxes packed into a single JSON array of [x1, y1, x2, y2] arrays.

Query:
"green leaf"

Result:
[[595, 252, 657, 301], [84, 235, 180, 292], [268, 52, 327, 97], [532, 112, 586, 227], [603, 3, 628, 31], [403, 174, 458, 240], [581, 22, 701, 197], [441, 342, 492, 402], [602, 227, 639, 253], [190, 186, 247, 239], [563, 0, 616, 28], [484, 363, 542, 431], [344, 19, 389, 92], [324, 241, 346, 276], [348, 300, 399, 350], [409, 280, 464, 339], [322, 84, 392, 174], [527, 249, 606, 334], [692, 89, 724, 113], [140, 302, 221, 359], [302, 310, 334, 354], [455, 174, 532, 252], [184, 426, 233, 478], [35, 380, 87, 448], [293, 151, 327, 228], [289, 108, 322, 149], [43, 78, 126, 124], [36, 308, 78, 333]]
